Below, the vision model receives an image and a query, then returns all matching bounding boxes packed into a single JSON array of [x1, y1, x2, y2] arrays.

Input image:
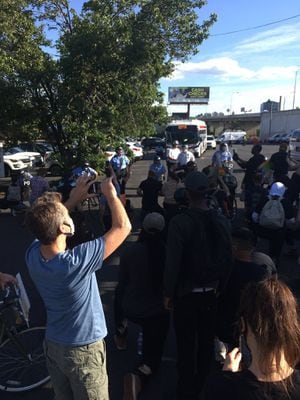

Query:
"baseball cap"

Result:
[[184, 171, 209, 193], [142, 213, 165, 234], [269, 182, 286, 197]]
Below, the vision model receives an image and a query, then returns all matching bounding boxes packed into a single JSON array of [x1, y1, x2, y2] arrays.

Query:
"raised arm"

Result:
[[102, 178, 132, 259]]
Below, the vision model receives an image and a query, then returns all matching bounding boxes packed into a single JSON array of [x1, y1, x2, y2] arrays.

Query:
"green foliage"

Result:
[[0, 0, 216, 170]]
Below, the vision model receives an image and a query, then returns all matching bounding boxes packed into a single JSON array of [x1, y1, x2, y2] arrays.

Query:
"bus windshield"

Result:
[[166, 125, 199, 145]]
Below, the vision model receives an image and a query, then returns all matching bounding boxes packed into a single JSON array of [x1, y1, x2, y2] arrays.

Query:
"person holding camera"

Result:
[[203, 278, 300, 400], [25, 175, 131, 400], [233, 144, 266, 215], [100, 162, 121, 232]]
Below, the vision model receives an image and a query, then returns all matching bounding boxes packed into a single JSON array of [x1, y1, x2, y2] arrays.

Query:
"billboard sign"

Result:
[[168, 86, 210, 104]]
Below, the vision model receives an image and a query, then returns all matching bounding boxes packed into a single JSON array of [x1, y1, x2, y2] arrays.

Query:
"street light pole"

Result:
[[292, 69, 299, 109]]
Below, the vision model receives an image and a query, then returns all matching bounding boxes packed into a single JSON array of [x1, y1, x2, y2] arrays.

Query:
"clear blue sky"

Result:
[[67, 0, 300, 115]]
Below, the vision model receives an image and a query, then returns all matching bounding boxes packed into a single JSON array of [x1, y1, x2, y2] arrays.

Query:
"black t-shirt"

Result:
[[244, 154, 265, 186], [202, 369, 300, 400], [217, 260, 269, 344], [287, 172, 300, 204], [139, 178, 162, 211], [118, 242, 166, 319], [269, 151, 289, 177]]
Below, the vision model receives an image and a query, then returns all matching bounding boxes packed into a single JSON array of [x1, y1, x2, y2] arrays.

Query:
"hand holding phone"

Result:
[[222, 348, 242, 372]]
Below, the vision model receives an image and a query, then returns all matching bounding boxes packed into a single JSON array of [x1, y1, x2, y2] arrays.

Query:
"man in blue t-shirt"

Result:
[[149, 155, 166, 181], [72, 161, 97, 179], [110, 146, 130, 194], [25, 175, 131, 400]]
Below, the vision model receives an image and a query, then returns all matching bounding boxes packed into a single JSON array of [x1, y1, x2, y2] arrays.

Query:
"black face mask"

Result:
[[239, 320, 252, 368]]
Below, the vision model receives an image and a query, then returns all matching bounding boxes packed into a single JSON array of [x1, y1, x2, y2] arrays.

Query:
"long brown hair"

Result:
[[239, 278, 300, 383]]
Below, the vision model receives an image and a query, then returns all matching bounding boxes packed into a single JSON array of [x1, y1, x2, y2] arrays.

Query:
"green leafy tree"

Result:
[[0, 0, 216, 170]]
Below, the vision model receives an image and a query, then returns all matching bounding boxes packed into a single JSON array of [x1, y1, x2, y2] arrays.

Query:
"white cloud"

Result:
[[234, 22, 300, 54], [165, 57, 253, 80], [164, 57, 298, 82]]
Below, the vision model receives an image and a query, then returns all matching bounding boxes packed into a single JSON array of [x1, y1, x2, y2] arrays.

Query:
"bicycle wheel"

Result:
[[0, 326, 50, 392]]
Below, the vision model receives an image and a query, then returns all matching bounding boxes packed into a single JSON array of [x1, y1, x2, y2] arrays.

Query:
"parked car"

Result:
[[278, 132, 293, 144], [289, 128, 300, 161], [267, 133, 283, 144], [141, 137, 165, 150], [126, 142, 143, 160], [4, 147, 42, 167], [3, 150, 31, 177], [206, 135, 217, 149], [18, 142, 54, 160], [216, 131, 247, 144]]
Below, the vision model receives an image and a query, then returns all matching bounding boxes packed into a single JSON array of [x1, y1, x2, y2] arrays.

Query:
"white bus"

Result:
[[165, 119, 207, 158]]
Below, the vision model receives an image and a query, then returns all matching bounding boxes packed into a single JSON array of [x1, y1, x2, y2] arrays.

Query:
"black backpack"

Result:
[[182, 209, 233, 292]]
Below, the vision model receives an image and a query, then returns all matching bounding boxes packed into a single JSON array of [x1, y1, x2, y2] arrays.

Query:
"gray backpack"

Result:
[[7, 184, 21, 202], [259, 198, 285, 229]]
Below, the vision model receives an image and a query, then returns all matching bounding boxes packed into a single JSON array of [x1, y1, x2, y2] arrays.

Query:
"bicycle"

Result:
[[0, 285, 50, 392]]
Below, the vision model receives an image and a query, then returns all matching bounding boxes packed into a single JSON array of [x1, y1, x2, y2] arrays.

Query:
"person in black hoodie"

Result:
[[233, 144, 265, 216], [114, 213, 169, 400]]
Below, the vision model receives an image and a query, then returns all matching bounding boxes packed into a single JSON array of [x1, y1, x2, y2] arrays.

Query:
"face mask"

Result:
[[63, 219, 75, 236]]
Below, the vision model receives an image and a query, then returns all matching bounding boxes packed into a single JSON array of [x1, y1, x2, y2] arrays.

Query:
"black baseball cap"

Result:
[[184, 171, 208, 193]]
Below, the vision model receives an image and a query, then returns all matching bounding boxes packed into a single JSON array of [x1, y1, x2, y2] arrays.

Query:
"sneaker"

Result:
[[114, 334, 127, 351], [123, 373, 141, 400]]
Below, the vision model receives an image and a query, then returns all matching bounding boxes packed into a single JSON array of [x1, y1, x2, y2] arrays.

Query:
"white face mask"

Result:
[[63, 218, 75, 237]]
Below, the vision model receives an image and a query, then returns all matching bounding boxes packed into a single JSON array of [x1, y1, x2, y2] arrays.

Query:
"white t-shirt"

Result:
[[177, 151, 195, 166], [167, 148, 181, 163]]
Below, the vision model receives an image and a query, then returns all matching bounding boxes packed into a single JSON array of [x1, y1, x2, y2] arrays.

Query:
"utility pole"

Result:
[[292, 70, 299, 109]]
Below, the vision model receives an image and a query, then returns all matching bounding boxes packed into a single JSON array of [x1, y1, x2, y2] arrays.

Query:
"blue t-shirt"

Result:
[[25, 237, 106, 346], [149, 163, 166, 180], [72, 166, 97, 178], [110, 154, 129, 172]]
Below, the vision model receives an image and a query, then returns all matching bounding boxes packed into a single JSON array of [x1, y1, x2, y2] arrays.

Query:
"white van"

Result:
[[289, 128, 300, 161], [217, 131, 247, 144]]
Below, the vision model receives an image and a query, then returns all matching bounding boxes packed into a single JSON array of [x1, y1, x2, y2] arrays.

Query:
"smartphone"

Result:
[[88, 182, 96, 194], [105, 161, 111, 177]]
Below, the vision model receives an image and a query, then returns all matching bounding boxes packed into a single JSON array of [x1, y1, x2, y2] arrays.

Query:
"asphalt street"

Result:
[[1, 144, 300, 400]]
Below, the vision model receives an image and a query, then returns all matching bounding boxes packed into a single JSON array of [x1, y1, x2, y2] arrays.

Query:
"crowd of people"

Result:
[[1, 141, 300, 400]]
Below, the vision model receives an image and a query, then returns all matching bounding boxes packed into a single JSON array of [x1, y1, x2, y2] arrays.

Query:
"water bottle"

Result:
[[137, 332, 143, 356]]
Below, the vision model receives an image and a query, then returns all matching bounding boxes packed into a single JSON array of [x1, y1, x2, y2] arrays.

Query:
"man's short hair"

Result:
[[25, 201, 67, 245], [33, 192, 62, 206], [232, 227, 256, 249], [279, 142, 288, 152]]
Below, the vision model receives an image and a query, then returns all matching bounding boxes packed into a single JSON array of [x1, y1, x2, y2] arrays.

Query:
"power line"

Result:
[[210, 14, 300, 36]]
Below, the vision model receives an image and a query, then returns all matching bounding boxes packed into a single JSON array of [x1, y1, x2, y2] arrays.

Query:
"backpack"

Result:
[[259, 198, 285, 229], [6, 184, 21, 202], [207, 189, 222, 215], [182, 209, 233, 292]]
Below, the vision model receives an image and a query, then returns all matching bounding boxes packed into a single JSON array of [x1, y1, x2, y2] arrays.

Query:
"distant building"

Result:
[[171, 112, 189, 120], [260, 99, 280, 113]]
